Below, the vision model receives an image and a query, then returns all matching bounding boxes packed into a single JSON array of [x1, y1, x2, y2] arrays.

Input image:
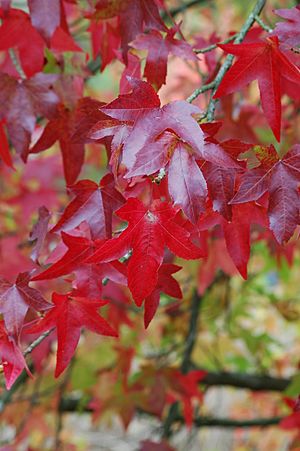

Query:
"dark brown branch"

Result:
[[166, 0, 211, 18], [58, 397, 284, 428], [200, 370, 290, 392]]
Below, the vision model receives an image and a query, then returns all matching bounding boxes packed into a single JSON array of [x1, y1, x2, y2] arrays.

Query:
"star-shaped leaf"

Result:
[[214, 36, 300, 141], [25, 291, 118, 377]]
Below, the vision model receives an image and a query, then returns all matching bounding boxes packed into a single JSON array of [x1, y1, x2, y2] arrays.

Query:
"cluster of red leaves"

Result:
[[0, 0, 299, 437]]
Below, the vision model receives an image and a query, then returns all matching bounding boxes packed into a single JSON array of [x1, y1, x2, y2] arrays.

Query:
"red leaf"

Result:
[[25, 291, 118, 377], [86, 198, 204, 306], [144, 264, 182, 328], [32, 233, 97, 281], [214, 36, 300, 141], [0, 320, 30, 389], [29, 104, 85, 185], [89, 18, 120, 71], [51, 174, 125, 239], [0, 272, 51, 337], [50, 27, 82, 53], [0, 8, 45, 76], [0, 120, 14, 168]]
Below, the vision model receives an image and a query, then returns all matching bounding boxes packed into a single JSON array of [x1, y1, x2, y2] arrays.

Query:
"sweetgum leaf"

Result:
[[131, 27, 197, 89], [231, 145, 300, 244], [273, 6, 300, 47], [0, 272, 51, 337], [0, 73, 59, 156], [0, 320, 31, 389], [51, 174, 125, 239], [25, 291, 118, 377], [214, 36, 300, 141], [86, 198, 204, 306]]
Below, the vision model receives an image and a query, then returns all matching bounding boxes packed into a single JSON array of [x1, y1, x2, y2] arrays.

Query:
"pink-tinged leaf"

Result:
[[202, 140, 247, 221], [273, 6, 300, 47], [119, 0, 166, 61], [101, 78, 160, 122], [28, 0, 61, 42], [30, 206, 51, 264], [0, 321, 31, 389], [0, 272, 51, 337], [144, 264, 182, 327], [231, 145, 300, 244], [214, 37, 300, 142], [25, 292, 117, 377], [168, 144, 207, 224], [0, 73, 59, 156], [86, 198, 204, 306], [0, 120, 14, 168], [131, 27, 197, 89], [119, 53, 141, 94], [51, 174, 125, 239], [222, 217, 249, 279]]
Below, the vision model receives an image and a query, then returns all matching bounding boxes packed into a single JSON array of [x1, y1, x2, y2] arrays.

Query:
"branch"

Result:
[[58, 396, 284, 428], [166, 0, 211, 18], [179, 414, 284, 428], [24, 329, 53, 357], [206, 0, 267, 120], [200, 370, 290, 392], [163, 289, 203, 437], [187, 0, 267, 111]]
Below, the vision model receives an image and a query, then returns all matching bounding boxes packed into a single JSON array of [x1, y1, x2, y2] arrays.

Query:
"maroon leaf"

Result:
[[273, 6, 300, 47], [29, 206, 51, 264], [0, 272, 51, 337], [231, 145, 300, 244], [0, 73, 59, 156], [51, 174, 125, 239], [131, 27, 197, 89]]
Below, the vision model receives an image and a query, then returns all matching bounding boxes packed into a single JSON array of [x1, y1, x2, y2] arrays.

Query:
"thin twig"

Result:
[[255, 15, 273, 32], [165, 0, 211, 18], [24, 329, 54, 357], [187, 81, 216, 103], [162, 290, 203, 437], [187, 0, 267, 111], [206, 0, 267, 121], [8, 49, 26, 80], [194, 33, 238, 54]]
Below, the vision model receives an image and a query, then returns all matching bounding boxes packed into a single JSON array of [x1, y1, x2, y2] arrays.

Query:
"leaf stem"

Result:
[[8, 49, 26, 80], [255, 15, 273, 32], [24, 329, 54, 357], [194, 33, 238, 54]]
